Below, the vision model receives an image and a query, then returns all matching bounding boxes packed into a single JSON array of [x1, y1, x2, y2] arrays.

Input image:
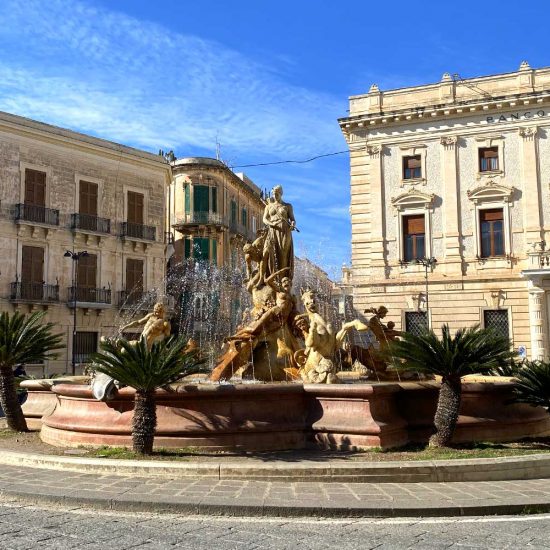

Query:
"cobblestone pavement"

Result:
[[0, 499, 550, 549], [2, 463, 550, 517]]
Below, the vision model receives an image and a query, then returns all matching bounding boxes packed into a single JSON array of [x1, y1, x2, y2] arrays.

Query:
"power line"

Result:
[[231, 150, 349, 169]]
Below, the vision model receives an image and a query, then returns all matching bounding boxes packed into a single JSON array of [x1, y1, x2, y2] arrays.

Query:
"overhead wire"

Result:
[[230, 150, 349, 169]]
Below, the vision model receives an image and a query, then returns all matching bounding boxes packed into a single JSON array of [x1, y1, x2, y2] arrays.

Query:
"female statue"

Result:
[[262, 185, 296, 284]]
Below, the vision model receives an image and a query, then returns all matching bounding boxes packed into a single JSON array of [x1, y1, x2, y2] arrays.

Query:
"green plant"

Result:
[[387, 324, 516, 447], [511, 360, 550, 412], [91, 335, 208, 455], [0, 311, 63, 432]]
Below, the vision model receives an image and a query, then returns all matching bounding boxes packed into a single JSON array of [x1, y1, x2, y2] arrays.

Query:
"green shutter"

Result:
[[211, 187, 217, 213], [184, 185, 190, 214], [231, 200, 237, 224], [241, 208, 247, 227], [211, 239, 217, 266], [194, 237, 209, 261], [193, 185, 209, 213], [184, 238, 191, 259]]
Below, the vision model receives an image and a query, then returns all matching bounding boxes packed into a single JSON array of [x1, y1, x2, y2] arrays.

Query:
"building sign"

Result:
[[487, 110, 547, 123]]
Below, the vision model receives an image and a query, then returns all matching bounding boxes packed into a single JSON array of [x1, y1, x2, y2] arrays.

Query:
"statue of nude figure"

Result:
[[121, 302, 171, 350]]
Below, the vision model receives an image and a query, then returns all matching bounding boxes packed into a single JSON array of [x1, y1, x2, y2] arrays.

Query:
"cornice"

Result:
[[339, 91, 550, 134]]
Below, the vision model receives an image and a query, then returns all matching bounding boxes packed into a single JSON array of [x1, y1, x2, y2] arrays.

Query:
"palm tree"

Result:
[[0, 311, 63, 432], [510, 360, 550, 412], [387, 324, 516, 447], [92, 336, 207, 455]]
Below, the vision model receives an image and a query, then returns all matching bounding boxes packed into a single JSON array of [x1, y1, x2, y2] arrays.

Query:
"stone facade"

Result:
[[339, 62, 550, 359], [0, 110, 170, 374], [169, 157, 265, 268]]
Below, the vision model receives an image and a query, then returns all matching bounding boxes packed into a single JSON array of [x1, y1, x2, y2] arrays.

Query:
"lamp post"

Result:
[[64, 249, 89, 375], [414, 257, 437, 329]]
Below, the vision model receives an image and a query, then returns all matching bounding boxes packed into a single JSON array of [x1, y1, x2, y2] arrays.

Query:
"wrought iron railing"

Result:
[[174, 212, 226, 226], [15, 203, 59, 225], [68, 286, 111, 304], [118, 290, 157, 308], [10, 282, 59, 302], [120, 222, 156, 241], [71, 213, 111, 234]]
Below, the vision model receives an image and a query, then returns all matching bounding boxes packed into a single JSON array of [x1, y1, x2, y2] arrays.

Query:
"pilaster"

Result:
[[440, 136, 462, 271], [519, 126, 542, 246], [366, 144, 386, 270], [527, 278, 548, 360]]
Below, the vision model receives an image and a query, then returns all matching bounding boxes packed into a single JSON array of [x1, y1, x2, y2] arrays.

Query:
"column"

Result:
[[519, 126, 542, 247], [440, 136, 462, 272], [527, 278, 548, 360]]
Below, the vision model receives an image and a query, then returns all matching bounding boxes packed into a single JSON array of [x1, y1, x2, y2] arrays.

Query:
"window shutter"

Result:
[[406, 157, 421, 168], [24, 169, 46, 206], [480, 209, 503, 222], [79, 181, 98, 215], [404, 215, 425, 235], [193, 185, 209, 213], [126, 259, 144, 293], [127, 191, 144, 224], [22, 246, 44, 283], [184, 185, 190, 214], [77, 254, 97, 289]]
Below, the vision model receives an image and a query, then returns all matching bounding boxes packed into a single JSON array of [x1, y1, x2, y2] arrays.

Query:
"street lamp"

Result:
[[64, 249, 89, 375], [413, 257, 437, 329]]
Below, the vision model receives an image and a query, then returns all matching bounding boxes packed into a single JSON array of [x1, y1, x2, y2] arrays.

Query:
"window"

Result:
[[24, 169, 46, 207], [77, 254, 97, 301], [480, 209, 504, 258], [484, 310, 509, 339], [184, 185, 190, 214], [126, 259, 144, 294], [73, 332, 98, 364], [127, 191, 144, 224], [78, 180, 99, 230], [241, 207, 247, 228], [403, 155, 422, 180], [230, 200, 237, 225], [403, 215, 425, 262], [184, 238, 191, 259], [479, 147, 499, 172], [193, 237, 210, 261], [405, 312, 428, 336], [252, 216, 257, 234], [21, 245, 44, 300], [193, 185, 209, 213], [211, 187, 217, 213]]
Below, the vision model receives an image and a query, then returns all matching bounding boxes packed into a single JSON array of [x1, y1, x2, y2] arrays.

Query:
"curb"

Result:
[[2, 449, 550, 483], [2, 487, 550, 518]]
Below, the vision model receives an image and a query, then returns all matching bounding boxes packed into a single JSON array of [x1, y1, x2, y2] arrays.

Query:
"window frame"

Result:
[[402, 155, 422, 180], [402, 214, 426, 262], [75, 174, 104, 217], [399, 144, 427, 186], [481, 307, 512, 342], [475, 136, 504, 179], [479, 208, 505, 258], [19, 162, 52, 207], [478, 146, 500, 173]]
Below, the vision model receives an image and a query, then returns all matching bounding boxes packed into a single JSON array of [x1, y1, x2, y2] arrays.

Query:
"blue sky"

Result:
[[0, 0, 549, 278]]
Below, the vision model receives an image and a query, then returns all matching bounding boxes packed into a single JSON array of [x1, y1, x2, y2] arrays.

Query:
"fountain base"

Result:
[[37, 378, 550, 451]]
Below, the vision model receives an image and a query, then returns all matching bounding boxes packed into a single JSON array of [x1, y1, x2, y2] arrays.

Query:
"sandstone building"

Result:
[[339, 62, 550, 360], [0, 111, 171, 374]]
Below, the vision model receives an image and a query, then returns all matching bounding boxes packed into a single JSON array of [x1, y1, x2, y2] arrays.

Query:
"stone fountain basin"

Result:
[[35, 378, 550, 451]]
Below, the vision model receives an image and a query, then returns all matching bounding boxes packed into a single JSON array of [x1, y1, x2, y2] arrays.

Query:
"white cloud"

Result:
[[0, 0, 345, 157]]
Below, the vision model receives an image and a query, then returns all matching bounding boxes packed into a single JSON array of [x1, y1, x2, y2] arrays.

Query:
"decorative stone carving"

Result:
[[488, 289, 506, 309], [366, 144, 382, 156], [519, 126, 538, 139], [467, 181, 515, 204], [440, 136, 458, 147]]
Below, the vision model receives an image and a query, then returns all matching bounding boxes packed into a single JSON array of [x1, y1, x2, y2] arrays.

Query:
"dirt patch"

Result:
[[2, 422, 550, 463]]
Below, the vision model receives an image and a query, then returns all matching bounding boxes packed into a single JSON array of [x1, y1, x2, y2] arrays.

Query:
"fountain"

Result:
[[26, 185, 550, 450]]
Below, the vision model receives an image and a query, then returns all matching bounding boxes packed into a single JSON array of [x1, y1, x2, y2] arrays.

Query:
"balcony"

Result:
[[120, 221, 156, 241], [10, 282, 59, 303], [15, 204, 59, 226], [71, 213, 111, 234], [173, 212, 226, 233], [118, 290, 157, 309], [68, 286, 111, 307]]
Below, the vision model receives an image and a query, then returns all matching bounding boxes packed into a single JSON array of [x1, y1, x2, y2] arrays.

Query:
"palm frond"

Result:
[[91, 336, 208, 392], [511, 360, 550, 411], [386, 324, 516, 378], [0, 311, 64, 368]]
